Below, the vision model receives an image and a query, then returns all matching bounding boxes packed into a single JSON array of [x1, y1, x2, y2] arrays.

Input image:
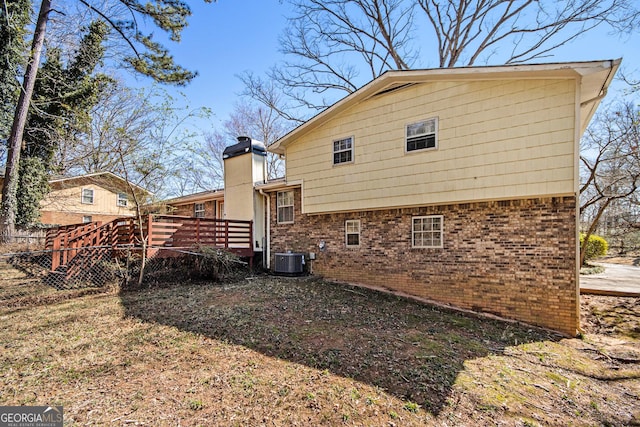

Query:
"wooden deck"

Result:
[[46, 215, 254, 273]]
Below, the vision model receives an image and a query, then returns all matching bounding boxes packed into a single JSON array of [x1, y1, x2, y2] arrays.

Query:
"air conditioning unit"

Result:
[[274, 252, 305, 275]]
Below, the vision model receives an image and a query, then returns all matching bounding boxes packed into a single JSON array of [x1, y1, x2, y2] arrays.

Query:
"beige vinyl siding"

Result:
[[223, 151, 267, 251], [285, 78, 576, 214], [41, 185, 136, 216], [223, 154, 255, 221]]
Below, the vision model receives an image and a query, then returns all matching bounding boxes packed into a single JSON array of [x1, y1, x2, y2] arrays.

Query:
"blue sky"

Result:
[[126, 0, 640, 136], [125, 0, 291, 131]]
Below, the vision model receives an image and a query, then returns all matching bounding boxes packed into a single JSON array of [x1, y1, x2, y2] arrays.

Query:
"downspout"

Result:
[[258, 188, 270, 269], [579, 89, 607, 107], [579, 59, 616, 108]]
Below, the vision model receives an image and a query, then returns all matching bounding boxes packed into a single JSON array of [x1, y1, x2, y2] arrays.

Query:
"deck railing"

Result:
[[46, 215, 254, 272]]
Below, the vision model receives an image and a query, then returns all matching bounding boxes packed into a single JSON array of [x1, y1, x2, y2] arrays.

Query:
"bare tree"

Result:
[[597, 195, 640, 254], [222, 102, 287, 180], [240, 73, 308, 126], [243, 0, 639, 120], [116, 148, 151, 288], [187, 101, 288, 195], [56, 81, 209, 198], [419, 0, 638, 68], [580, 102, 640, 265], [193, 143, 227, 188], [277, 0, 416, 109]]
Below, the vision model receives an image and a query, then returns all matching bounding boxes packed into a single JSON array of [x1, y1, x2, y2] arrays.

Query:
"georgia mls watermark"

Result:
[[0, 406, 63, 427]]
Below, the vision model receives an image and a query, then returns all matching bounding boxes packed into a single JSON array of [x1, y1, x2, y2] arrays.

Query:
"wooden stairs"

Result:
[[45, 215, 254, 284]]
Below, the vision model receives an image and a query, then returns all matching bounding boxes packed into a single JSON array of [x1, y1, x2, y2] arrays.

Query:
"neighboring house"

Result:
[[235, 59, 618, 337], [161, 189, 225, 219], [39, 172, 149, 226]]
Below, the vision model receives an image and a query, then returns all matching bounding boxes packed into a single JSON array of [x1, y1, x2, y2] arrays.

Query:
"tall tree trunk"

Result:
[[0, 0, 51, 243], [117, 150, 148, 287]]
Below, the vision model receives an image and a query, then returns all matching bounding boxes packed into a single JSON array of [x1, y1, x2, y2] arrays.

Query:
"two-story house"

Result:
[[39, 172, 150, 226], [219, 59, 620, 337]]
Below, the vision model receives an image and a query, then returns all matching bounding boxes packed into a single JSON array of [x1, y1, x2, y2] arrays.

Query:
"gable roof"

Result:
[[269, 59, 621, 154], [163, 189, 225, 205], [48, 171, 151, 195]]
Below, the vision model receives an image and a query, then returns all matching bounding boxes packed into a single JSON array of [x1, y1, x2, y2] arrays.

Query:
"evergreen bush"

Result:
[[580, 233, 608, 261]]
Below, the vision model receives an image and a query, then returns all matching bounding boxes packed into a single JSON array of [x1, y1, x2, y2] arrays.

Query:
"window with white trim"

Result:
[[333, 136, 354, 165], [345, 220, 360, 247], [412, 215, 443, 248], [277, 191, 294, 224], [82, 215, 92, 223], [406, 118, 437, 152], [81, 188, 94, 204], [117, 192, 128, 207], [194, 203, 205, 218]]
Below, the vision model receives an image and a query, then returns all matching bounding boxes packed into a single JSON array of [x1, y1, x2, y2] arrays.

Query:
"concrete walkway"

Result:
[[580, 262, 640, 296]]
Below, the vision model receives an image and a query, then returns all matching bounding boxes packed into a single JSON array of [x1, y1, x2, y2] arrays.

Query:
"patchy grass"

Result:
[[1, 275, 639, 426], [0, 252, 116, 307], [582, 294, 640, 339]]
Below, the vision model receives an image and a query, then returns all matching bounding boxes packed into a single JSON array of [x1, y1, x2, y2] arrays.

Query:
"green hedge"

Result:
[[580, 233, 608, 261]]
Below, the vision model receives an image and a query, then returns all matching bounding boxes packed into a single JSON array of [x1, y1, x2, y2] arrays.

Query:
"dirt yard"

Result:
[[1, 275, 639, 426]]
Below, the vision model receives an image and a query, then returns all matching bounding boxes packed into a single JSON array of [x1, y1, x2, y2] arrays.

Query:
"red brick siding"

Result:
[[40, 211, 131, 226], [170, 201, 217, 218], [269, 188, 578, 336]]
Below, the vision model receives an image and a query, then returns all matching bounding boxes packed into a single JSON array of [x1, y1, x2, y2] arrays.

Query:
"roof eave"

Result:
[[268, 59, 622, 153], [255, 179, 302, 192], [164, 190, 225, 205], [577, 58, 621, 134], [48, 171, 152, 195]]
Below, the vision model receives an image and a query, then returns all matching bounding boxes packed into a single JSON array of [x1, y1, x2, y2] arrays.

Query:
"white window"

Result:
[[194, 203, 205, 218], [82, 215, 92, 223], [277, 191, 294, 224], [345, 220, 360, 247], [406, 118, 437, 152], [117, 192, 128, 207], [333, 136, 354, 165], [81, 188, 94, 204], [412, 215, 443, 248]]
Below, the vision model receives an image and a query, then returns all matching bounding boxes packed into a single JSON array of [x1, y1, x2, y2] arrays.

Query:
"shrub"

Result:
[[193, 245, 243, 279], [580, 233, 608, 261], [123, 246, 246, 289]]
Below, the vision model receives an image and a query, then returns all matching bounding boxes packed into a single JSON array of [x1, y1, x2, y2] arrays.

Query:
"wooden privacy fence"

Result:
[[46, 215, 254, 272], [10, 228, 48, 245]]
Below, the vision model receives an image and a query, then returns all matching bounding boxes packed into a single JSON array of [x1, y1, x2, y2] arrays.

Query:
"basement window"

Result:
[[345, 220, 360, 247], [412, 215, 443, 248], [194, 203, 205, 218], [406, 118, 437, 152], [277, 191, 294, 224], [82, 216, 92, 223], [81, 188, 94, 204], [333, 136, 354, 165]]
